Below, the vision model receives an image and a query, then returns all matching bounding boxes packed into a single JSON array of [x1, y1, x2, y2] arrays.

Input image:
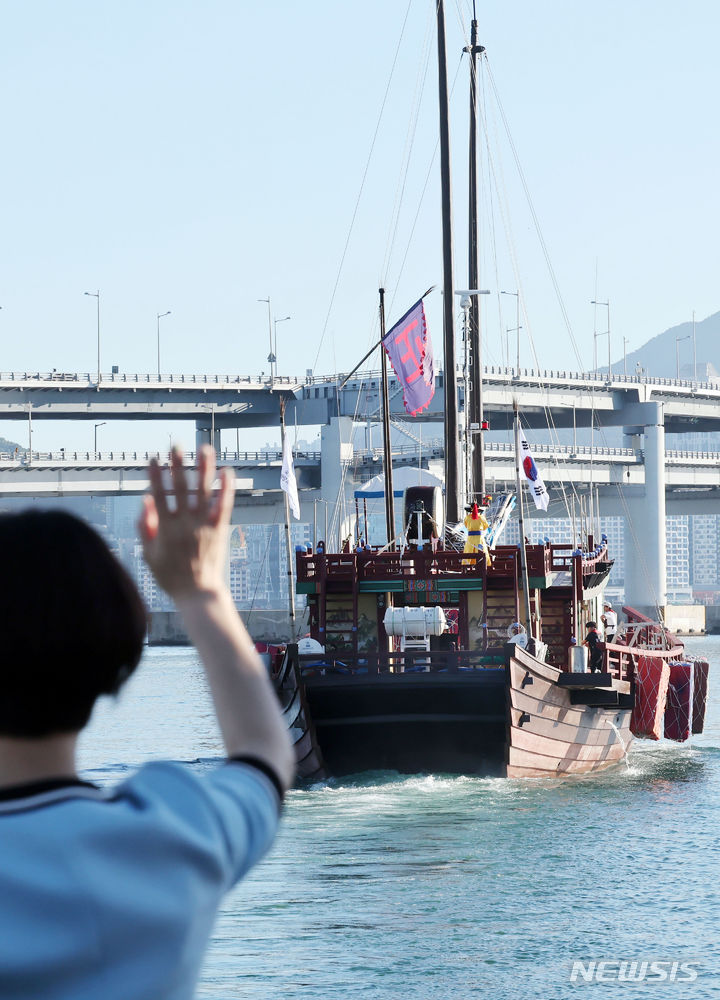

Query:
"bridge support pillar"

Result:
[[623, 402, 666, 614], [195, 421, 221, 453], [320, 416, 354, 550]]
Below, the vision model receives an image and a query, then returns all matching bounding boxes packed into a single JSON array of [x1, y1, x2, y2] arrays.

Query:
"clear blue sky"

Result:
[[1, 0, 718, 453]]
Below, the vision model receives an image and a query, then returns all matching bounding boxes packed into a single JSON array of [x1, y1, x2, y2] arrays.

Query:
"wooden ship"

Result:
[[271, 4, 709, 780], [276, 533, 705, 780]]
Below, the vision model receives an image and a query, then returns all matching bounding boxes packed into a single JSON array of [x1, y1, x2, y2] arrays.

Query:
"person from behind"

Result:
[[507, 622, 528, 648], [584, 621, 603, 672], [0, 446, 294, 999]]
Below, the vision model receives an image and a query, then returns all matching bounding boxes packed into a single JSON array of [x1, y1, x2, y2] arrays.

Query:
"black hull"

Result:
[[303, 671, 507, 776]]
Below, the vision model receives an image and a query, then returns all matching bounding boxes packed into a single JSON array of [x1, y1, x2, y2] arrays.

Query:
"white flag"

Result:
[[280, 433, 301, 520], [516, 421, 550, 511]]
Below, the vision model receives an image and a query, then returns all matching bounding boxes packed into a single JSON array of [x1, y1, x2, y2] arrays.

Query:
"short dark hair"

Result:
[[0, 510, 147, 737], [586, 621, 597, 629]]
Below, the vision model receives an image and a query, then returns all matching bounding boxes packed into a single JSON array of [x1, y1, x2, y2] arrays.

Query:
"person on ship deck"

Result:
[[584, 621, 603, 672], [463, 502, 491, 567], [601, 602, 618, 643]]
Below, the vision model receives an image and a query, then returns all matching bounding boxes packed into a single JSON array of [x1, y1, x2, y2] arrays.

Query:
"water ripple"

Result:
[[79, 637, 720, 999]]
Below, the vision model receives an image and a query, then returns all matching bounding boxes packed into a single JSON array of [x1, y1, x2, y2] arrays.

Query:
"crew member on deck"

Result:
[[507, 622, 528, 648], [584, 621, 603, 672], [601, 602, 617, 643], [463, 502, 491, 567]]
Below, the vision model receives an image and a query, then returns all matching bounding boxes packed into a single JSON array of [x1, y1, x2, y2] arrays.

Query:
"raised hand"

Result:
[[139, 445, 294, 787], [139, 445, 235, 599]]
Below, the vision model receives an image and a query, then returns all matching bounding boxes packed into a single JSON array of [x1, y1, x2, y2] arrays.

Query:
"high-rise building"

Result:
[[503, 512, 695, 600], [689, 514, 720, 603]]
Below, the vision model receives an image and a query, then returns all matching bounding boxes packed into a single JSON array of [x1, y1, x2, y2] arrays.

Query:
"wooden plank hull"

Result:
[[276, 654, 327, 781], [505, 645, 633, 777]]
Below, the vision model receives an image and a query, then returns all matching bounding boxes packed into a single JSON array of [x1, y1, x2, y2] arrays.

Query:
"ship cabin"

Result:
[[295, 537, 615, 675]]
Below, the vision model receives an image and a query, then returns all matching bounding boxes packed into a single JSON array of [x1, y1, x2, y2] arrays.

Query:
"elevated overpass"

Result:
[[2, 443, 718, 515], [1, 366, 719, 436], [2, 364, 718, 609]]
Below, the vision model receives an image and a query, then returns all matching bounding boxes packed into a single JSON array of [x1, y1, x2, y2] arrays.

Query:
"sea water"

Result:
[[79, 637, 720, 1000]]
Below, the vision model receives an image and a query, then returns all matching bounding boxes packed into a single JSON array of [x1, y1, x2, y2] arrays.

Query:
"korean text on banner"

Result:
[[381, 298, 435, 417]]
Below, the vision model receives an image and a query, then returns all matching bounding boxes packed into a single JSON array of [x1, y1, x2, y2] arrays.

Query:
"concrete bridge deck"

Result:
[[1, 366, 718, 434], [1, 444, 717, 513]]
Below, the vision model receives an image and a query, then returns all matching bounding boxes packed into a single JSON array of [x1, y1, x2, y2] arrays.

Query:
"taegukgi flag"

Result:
[[382, 297, 435, 416], [280, 433, 300, 519], [515, 421, 550, 511]]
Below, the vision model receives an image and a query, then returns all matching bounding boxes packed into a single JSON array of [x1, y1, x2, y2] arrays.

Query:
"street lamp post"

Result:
[[84, 290, 100, 383], [500, 290, 521, 372], [258, 297, 275, 380], [156, 311, 171, 378], [273, 315, 291, 375], [591, 299, 611, 376], [676, 334, 691, 379], [94, 421, 107, 456]]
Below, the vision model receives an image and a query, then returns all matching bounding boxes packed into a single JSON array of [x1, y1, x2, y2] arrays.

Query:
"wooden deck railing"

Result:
[[296, 647, 508, 676], [604, 640, 686, 683], [298, 548, 491, 583], [298, 541, 604, 587]]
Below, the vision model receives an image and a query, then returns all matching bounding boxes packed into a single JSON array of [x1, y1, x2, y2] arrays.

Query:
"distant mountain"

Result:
[[602, 311, 720, 379], [0, 437, 23, 454]]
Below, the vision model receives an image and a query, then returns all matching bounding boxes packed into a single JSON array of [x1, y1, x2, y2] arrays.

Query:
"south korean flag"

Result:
[[516, 421, 550, 511]]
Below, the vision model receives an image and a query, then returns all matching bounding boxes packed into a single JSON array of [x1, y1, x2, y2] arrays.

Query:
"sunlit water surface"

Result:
[[79, 637, 720, 999]]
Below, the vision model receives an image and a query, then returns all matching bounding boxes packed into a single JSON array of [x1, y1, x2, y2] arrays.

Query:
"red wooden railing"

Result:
[[298, 540, 608, 587], [295, 647, 508, 676], [604, 638, 685, 683]]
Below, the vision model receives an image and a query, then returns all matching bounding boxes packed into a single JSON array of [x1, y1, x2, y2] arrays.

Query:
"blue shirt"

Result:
[[0, 759, 281, 1000]]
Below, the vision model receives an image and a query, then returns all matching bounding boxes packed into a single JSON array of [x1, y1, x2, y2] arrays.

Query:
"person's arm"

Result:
[[139, 446, 295, 792]]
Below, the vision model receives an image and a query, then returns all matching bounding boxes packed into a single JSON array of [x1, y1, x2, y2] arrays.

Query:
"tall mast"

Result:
[[279, 396, 297, 637], [513, 401, 534, 650], [379, 288, 396, 548], [436, 0, 460, 524], [466, 15, 486, 498]]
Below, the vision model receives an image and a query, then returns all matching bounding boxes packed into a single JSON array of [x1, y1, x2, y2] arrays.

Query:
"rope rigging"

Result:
[[310, 3, 666, 629], [311, 0, 414, 374]]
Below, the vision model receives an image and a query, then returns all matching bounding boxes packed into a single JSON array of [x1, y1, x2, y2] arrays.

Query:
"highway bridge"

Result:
[[2, 365, 718, 610], [2, 442, 717, 513], [1, 366, 719, 436]]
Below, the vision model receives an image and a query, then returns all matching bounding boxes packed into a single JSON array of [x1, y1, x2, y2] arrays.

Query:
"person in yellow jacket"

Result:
[[463, 502, 491, 567]]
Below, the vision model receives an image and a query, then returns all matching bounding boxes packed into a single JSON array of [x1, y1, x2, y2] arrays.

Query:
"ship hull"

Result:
[[280, 645, 634, 780], [505, 644, 633, 777], [304, 670, 507, 776]]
